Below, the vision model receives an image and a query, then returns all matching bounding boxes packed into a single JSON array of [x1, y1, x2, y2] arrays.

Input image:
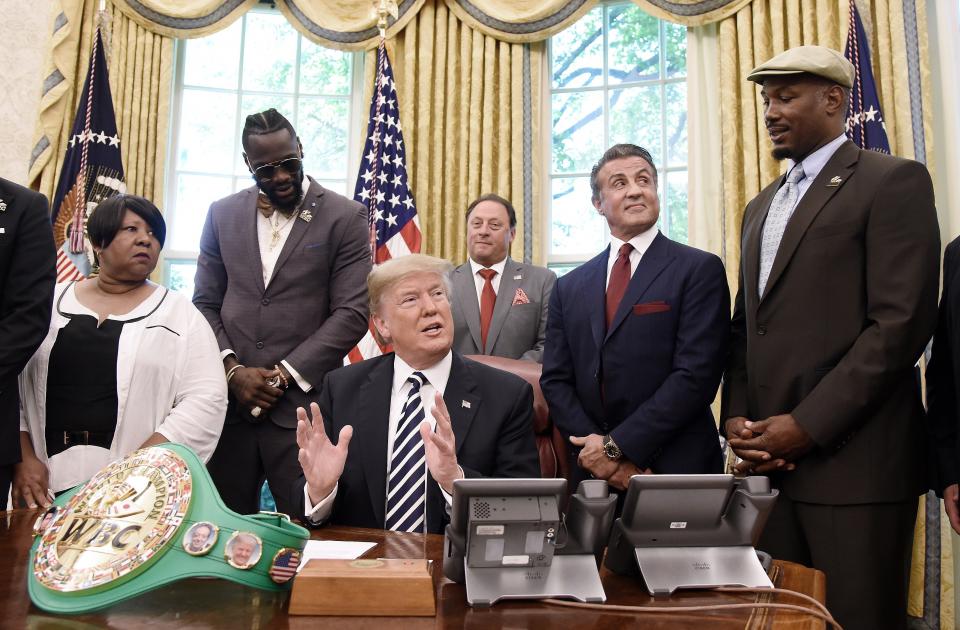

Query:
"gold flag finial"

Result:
[[371, 0, 399, 40]]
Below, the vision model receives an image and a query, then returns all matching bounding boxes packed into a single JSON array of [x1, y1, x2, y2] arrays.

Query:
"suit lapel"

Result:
[[269, 181, 323, 286], [605, 232, 674, 341], [485, 258, 521, 353], [583, 251, 609, 351], [761, 141, 860, 302], [246, 189, 266, 294], [453, 264, 482, 351], [355, 356, 393, 527], [445, 354, 479, 456]]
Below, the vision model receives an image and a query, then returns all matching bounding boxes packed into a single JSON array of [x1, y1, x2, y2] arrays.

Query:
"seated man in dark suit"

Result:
[[294, 254, 541, 533], [541, 144, 730, 491]]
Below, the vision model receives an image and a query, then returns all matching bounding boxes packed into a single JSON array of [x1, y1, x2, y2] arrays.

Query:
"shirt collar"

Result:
[[392, 351, 453, 397], [787, 134, 847, 183], [609, 225, 659, 259], [468, 257, 508, 277]]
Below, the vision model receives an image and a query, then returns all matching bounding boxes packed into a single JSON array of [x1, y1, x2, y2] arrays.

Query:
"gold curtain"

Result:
[[370, 0, 543, 264], [111, 0, 256, 39], [29, 1, 173, 208], [717, 2, 948, 627]]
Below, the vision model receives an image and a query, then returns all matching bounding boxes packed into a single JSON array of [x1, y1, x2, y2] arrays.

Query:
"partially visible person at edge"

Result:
[[0, 176, 56, 505], [14, 194, 226, 507]]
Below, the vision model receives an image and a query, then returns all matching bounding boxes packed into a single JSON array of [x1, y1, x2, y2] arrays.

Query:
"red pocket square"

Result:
[[632, 301, 670, 315], [512, 288, 530, 305]]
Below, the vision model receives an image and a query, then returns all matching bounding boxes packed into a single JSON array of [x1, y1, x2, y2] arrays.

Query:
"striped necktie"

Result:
[[385, 371, 428, 532]]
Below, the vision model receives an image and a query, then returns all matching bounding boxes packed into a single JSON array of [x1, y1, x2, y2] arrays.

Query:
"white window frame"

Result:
[[545, 1, 688, 269]]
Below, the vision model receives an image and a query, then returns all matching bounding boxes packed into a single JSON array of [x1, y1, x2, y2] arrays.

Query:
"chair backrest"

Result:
[[464, 354, 569, 481]]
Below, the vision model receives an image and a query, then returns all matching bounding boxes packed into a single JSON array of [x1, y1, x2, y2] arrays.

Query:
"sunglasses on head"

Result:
[[251, 156, 302, 180]]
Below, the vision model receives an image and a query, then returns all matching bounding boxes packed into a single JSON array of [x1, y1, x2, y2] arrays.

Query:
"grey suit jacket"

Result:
[[193, 179, 372, 429], [450, 257, 556, 363]]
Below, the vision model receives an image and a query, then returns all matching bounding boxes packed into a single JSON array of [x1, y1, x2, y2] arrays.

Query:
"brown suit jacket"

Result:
[[722, 140, 940, 505], [193, 179, 372, 429]]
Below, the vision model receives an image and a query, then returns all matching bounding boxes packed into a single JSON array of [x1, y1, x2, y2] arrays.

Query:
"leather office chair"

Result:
[[464, 354, 569, 481]]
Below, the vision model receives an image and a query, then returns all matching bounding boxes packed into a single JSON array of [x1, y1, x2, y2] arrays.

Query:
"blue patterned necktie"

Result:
[[385, 371, 428, 532], [758, 163, 806, 297]]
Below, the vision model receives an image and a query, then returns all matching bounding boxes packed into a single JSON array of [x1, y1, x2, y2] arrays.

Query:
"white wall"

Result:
[[0, 0, 56, 185]]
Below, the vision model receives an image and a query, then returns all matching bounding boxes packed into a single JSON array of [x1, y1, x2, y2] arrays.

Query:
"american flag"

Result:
[[843, 0, 890, 153], [51, 28, 126, 282], [269, 549, 301, 583], [345, 41, 422, 365]]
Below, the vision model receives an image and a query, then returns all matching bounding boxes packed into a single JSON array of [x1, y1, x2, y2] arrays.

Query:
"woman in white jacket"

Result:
[[13, 195, 226, 507]]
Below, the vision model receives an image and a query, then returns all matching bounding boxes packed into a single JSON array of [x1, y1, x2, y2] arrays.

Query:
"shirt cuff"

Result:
[[304, 481, 338, 524], [282, 360, 313, 393], [439, 466, 464, 505], [220, 349, 236, 361]]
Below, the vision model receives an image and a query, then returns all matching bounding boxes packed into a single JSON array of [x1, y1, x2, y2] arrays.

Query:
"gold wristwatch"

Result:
[[602, 434, 622, 460]]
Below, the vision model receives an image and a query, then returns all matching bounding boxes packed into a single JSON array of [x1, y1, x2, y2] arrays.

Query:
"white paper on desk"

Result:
[[296, 540, 377, 572]]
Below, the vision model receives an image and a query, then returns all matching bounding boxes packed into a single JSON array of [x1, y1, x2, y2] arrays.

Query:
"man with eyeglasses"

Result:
[[194, 108, 371, 516]]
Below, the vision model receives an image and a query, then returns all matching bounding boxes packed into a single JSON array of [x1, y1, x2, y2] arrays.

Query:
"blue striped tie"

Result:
[[385, 371, 428, 532]]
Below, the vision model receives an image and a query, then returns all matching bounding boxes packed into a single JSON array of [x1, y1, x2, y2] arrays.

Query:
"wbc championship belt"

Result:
[[28, 443, 309, 614]]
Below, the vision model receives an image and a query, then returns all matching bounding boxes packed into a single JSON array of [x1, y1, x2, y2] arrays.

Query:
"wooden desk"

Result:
[[1, 509, 826, 628]]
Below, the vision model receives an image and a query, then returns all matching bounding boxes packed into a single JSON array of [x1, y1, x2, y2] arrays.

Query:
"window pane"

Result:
[[182, 20, 241, 89], [607, 4, 660, 83], [609, 85, 662, 165], [665, 82, 687, 167], [552, 91, 604, 174], [664, 169, 688, 244], [236, 95, 296, 174], [551, 7, 603, 89], [170, 174, 233, 251], [298, 97, 350, 180], [547, 263, 581, 278], [178, 89, 237, 174], [166, 261, 197, 297], [300, 41, 351, 95], [551, 177, 608, 256], [316, 179, 349, 196], [665, 21, 687, 78], [241, 13, 297, 93]]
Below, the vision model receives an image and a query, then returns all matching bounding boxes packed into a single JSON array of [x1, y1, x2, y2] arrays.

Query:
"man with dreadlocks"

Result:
[[193, 108, 371, 515]]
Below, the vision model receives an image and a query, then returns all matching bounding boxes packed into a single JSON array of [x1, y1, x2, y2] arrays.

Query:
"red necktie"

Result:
[[605, 243, 634, 329], [478, 268, 498, 352]]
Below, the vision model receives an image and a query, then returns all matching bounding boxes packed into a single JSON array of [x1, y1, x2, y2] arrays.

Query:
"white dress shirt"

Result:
[[783, 134, 848, 211], [469, 257, 508, 302], [606, 225, 660, 287], [304, 352, 458, 524]]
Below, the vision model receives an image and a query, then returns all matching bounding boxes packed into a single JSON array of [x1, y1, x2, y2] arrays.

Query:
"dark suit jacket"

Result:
[[926, 236, 960, 495], [722, 141, 940, 505], [193, 179, 372, 428], [294, 352, 541, 533], [0, 178, 56, 466], [541, 232, 729, 474], [450, 258, 556, 362]]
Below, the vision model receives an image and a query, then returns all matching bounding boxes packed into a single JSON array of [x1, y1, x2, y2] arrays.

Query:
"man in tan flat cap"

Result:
[[721, 45, 940, 629]]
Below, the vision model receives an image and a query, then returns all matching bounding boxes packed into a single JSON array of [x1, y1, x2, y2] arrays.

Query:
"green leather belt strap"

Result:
[[28, 443, 309, 614]]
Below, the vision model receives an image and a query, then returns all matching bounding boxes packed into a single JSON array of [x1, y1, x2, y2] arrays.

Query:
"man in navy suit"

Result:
[[294, 254, 540, 533], [541, 144, 729, 490]]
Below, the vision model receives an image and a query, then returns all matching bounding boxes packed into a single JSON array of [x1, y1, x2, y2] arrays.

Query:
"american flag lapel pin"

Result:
[[514, 274, 522, 280], [462, 400, 471, 409]]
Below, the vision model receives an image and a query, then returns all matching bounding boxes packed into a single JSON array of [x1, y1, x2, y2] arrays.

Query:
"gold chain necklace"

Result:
[[269, 210, 296, 251]]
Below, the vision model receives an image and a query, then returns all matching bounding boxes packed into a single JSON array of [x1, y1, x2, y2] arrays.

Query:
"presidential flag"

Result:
[[51, 28, 125, 281], [843, 0, 890, 153], [345, 41, 422, 364]]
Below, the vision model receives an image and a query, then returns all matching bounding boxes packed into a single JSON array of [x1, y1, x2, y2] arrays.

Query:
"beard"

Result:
[[259, 169, 305, 211], [771, 146, 791, 160]]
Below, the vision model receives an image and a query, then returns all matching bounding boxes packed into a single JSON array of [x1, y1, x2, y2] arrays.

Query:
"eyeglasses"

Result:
[[250, 157, 302, 180]]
